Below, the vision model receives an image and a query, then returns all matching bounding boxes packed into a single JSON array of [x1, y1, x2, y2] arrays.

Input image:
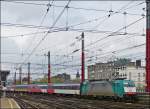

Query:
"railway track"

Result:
[[7, 93, 149, 109], [7, 94, 42, 109]]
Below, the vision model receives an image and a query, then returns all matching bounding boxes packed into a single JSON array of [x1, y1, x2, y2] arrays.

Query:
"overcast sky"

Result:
[[1, 0, 146, 80]]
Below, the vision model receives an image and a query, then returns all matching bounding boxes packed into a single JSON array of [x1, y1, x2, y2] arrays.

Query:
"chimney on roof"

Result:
[[136, 60, 141, 67]]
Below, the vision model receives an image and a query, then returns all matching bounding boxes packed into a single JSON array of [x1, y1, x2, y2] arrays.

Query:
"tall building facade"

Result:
[[88, 62, 116, 80], [88, 60, 145, 89]]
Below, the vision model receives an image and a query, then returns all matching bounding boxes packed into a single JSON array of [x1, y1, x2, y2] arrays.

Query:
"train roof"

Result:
[[52, 83, 80, 86], [12, 83, 80, 87]]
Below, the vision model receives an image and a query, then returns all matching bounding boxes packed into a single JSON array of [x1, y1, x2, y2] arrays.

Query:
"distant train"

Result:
[[6, 79, 136, 99]]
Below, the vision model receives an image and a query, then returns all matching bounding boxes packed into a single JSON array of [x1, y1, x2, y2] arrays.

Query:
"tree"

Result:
[[32, 76, 64, 84]]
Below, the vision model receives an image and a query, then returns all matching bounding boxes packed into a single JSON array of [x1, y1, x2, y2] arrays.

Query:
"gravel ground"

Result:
[[7, 93, 150, 109]]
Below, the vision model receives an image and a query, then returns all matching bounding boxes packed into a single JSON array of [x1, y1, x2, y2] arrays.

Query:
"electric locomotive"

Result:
[[80, 79, 136, 98]]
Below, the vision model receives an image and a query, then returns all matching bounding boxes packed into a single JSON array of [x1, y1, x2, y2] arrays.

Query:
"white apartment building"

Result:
[[116, 66, 146, 88]]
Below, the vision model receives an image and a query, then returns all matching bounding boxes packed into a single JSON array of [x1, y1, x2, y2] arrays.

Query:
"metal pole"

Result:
[[48, 51, 51, 83], [14, 72, 16, 85], [81, 32, 85, 82], [146, 0, 150, 92], [28, 62, 30, 84], [19, 67, 22, 84], [0, 19, 1, 87]]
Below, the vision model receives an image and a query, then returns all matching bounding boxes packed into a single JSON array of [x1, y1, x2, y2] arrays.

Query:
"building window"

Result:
[[129, 72, 131, 80]]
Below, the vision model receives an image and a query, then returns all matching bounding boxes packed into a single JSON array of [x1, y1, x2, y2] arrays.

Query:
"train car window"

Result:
[[51, 84, 80, 90], [48, 85, 52, 89], [74, 86, 78, 89], [52, 86, 55, 89], [72, 86, 75, 89], [70, 86, 72, 89], [65, 86, 68, 89], [62, 86, 65, 89], [40, 86, 48, 89], [53, 86, 59, 89], [16, 85, 27, 89], [32, 85, 39, 89], [102, 83, 106, 87]]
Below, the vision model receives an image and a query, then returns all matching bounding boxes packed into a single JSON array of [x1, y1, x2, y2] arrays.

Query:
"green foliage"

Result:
[[32, 76, 64, 84], [71, 79, 80, 83], [15, 80, 22, 85]]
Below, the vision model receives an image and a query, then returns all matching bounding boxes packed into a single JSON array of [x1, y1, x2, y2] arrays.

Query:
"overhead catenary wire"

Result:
[[56, 43, 145, 67], [92, 0, 135, 29], [38, 16, 145, 55], [4, 49, 145, 77], [1, 1, 146, 78], [1, 26, 145, 39], [85, 33, 145, 55], [54, 42, 145, 70], [85, 17, 145, 49], [48, 1, 145, 64], [53, 30, 145, 65], [1, 61, 80, 67], [54, 15, 145, 65], [1, 12, 145, 39], [53, 45, 145, 71], [86, 43, 145, 59], [0, 15, 113, 34], [48, 15, 145, 71], [85, 43, 145, 62], [93, 0, 144, 28], [2, 0, 145, 16], [1, 31, 47, 38], [4, 51, 145, 74], [34, 13, 128, 54], [38, 34, 81, 54], [54, 16, 145, 62], [24, 0, 54, 55], [123, 1, 145, 11], [17, 0, 71, 68]]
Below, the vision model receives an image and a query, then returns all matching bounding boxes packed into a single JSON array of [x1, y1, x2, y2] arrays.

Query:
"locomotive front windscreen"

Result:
[[124, 81, 135, 87]]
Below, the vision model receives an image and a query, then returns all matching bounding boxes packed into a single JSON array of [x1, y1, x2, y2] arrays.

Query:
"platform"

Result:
[[0, 97, 20, 109]]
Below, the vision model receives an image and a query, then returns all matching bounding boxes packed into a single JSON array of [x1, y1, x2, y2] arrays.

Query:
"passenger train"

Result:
[[6, 79, 137, 99]]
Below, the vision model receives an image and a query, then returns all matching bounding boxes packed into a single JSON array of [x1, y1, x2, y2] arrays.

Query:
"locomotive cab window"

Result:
[[124, 82, 135, 87], [128, 81, 135, 87]]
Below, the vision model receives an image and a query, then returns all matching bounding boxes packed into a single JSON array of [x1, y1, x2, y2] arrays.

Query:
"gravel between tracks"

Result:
[[7, 93, 149, 109]]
